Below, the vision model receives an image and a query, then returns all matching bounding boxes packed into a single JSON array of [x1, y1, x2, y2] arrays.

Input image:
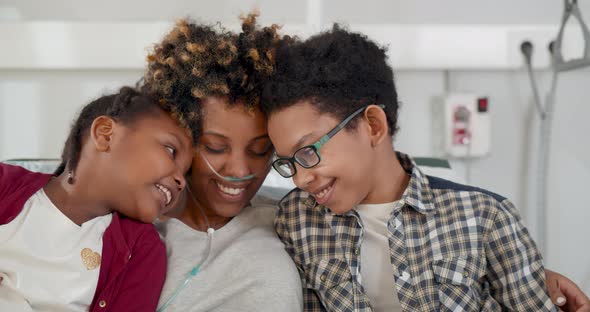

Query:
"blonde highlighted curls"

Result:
[[143, 12, 294, 140]]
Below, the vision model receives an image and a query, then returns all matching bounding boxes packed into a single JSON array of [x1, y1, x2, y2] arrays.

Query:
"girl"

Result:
[[0, 87, 196, 311]]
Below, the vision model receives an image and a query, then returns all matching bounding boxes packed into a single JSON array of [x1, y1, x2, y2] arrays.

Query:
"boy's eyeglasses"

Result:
[[272, 105, 384, 178]]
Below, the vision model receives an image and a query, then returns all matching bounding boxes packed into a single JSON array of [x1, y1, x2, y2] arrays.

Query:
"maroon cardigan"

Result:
[[0, 163, 166, 311]]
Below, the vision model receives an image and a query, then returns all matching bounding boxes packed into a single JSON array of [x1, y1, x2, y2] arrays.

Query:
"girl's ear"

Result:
[[364, 105, 388, 147], [90, 116, 115, 152]]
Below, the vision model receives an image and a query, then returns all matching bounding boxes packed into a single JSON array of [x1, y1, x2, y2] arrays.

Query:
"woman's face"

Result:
[[189, 96, 272, 218]]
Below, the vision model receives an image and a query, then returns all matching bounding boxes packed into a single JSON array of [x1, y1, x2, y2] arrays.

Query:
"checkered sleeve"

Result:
[[275, 203, 326, 312], [485, 198, 557, 311]]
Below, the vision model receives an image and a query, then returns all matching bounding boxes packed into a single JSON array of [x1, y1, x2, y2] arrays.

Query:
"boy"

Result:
[[261, 25, 557, 311]]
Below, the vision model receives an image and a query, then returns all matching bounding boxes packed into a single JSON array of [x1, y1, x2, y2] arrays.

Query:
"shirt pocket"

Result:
[[432, 254, 484, 312], [304, 258, 354, 309]]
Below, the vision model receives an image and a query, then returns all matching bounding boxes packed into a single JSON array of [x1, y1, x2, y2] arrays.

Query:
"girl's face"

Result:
[[104, 108, 193, 223], [189, 96, 272, 219], [268, 100, 377, 215]]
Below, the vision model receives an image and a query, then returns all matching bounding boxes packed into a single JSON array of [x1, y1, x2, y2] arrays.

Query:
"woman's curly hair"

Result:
[[143, 13, 293, 138]]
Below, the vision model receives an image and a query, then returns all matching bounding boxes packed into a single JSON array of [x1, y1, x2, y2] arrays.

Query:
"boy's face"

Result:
[[268, 100, 377, 214]]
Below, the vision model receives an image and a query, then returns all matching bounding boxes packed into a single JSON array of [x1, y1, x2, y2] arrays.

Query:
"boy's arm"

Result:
[[106, 229, 167, 312], [485, 199, 557, 311], [275, 209, 326, 312]]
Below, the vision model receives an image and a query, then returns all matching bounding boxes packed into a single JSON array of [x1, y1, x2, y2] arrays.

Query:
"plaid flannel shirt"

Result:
[[275, 153, 556, 311]]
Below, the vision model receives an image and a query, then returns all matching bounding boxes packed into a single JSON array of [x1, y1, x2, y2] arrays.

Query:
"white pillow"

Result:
[[2, 159, 60, 174]]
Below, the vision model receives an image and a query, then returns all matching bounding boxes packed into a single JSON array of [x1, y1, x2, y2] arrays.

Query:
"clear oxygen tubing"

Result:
[[156, 186, 214, 312], [198, 149, 273, 183]]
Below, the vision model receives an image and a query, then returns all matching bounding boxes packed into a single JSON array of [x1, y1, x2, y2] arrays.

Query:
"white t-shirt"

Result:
[[155, 203, 303, 312], [355, 201, 403, 312], [0, 189, 112, 312]]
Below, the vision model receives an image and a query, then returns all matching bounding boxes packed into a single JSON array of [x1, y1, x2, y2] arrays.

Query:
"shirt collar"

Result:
[[395, 152, 437, 215]]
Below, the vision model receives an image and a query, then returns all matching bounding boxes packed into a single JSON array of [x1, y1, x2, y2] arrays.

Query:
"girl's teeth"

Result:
[[156, 184, 172, 205], [216, 182, 245, 196]]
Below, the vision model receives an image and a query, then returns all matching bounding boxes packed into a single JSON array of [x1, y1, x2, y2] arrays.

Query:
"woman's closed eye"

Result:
[[205, 145, 227, 154]]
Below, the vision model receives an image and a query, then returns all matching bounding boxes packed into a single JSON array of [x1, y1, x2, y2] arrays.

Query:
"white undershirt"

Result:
[[355, 201, 403, 312], [0, 189, 112, 312]]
